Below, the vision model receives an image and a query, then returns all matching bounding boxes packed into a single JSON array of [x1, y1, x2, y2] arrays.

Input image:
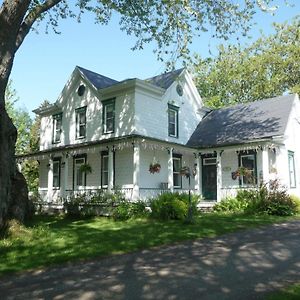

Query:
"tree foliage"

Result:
[[194, 17, 300, 108], [5, 81, 32, 155]]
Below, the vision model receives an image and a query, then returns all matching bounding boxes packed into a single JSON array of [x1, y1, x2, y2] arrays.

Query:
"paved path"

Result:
[[1, 220, 300, 300]]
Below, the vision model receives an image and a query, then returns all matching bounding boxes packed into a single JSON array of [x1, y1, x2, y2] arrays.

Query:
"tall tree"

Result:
[[6, 80, 32, 155], [194, 17, 300, 108], [0, 0, 284, 224]]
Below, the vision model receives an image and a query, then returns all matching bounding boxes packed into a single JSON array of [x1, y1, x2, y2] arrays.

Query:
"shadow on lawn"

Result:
[[1, 217, 300, 299]]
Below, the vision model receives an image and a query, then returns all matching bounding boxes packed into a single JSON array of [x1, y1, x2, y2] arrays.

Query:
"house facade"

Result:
[[20, 66, 300, 204]]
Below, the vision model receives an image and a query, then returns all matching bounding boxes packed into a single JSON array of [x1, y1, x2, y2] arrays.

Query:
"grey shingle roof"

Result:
[[77, 66, 119, 89], [146, 68, 184, 89], [187, 94, 296, 148]]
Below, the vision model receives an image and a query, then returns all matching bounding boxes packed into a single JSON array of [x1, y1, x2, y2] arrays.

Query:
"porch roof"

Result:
[[187, 94, 296, 148], [17, 134, 197, 160]]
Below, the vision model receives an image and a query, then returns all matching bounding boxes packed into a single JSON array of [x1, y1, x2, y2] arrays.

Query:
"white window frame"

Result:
[[52, 113, 62, 143], [168, 105, 179, 138], [52, 158, 61, 188], [240, 154, 256, 186], [103, 99, 115, 134], [74, 157, 86, 189], [101, 152, 109, 188], [76, 107, 87, 139], [173, 156, 182, 189], [288, 151, 296, 188]]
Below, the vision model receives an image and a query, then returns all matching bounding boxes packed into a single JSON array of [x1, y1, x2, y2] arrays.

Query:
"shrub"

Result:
[[113, 201, 149, 221], [214, 180, 299, 216], [64, 189, 126, 217], [290, 195, 300, 214], [150, 192, 200, 221], [213, 196, 248, 213], [246, 180, 297, 216]]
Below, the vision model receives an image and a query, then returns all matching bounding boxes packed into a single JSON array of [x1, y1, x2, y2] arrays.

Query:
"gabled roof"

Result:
[[77, 66, 119, 89], [146, 68, 184, 89], [187, 94, 296, 148]]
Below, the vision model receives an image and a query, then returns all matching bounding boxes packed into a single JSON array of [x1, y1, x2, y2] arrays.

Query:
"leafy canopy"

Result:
[[25, 0, 282, 67], [194, 17, 300, 108]]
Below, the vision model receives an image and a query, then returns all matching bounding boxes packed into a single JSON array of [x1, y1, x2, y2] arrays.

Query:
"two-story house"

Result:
[[20, 66, 300, 204]]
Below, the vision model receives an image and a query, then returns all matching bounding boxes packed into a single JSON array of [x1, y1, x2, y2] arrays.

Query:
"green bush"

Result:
[[113, 201, 149, 221], [290, 195, 300, 214], [213, 196, 248, 213], [246, 180, 297, 216], [64, 190, 126, 217], [150, 192, 200, 221], [215, 180, 299, 216]]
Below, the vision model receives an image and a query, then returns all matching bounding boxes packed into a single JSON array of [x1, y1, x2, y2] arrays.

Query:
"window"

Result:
[[168, 104, 179, 138], [74, 156, 86, 188], [288, 151, 296, 188], [52, 113, 62, 143], [76, 107, 87, 139], [53, 158, 61, 188], [239, 152, 257, 186], [102, 99, 115, 134], [101, 151, 109, 187], [173, 154, 182, 188]]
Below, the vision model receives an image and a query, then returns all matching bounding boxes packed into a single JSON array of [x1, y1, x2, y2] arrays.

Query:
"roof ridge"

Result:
[[213, 93, 296, 112]]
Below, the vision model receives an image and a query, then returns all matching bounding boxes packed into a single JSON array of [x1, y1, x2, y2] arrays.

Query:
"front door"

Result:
[[202, 157, 217, 200]]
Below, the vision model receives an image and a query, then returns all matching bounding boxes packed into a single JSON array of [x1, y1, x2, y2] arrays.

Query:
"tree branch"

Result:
[[15, 0, 63, 50]]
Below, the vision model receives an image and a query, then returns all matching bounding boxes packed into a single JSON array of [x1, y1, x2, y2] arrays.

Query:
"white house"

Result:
[[20, 66, 300, 204]]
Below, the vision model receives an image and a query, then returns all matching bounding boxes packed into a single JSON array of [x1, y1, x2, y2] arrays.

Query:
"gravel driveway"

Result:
[[1, 220, 300, 300]]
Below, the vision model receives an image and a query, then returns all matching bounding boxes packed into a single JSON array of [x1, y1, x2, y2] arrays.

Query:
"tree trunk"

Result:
[[0, 98, 17, 225], [0, 1, 32, 226]]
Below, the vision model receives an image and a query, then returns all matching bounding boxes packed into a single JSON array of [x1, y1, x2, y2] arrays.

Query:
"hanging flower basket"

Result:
[[231, 167, 251, 180], [79, 163, 93, 174], [149, 163, 161, 174], [180, 166, 190, 178]]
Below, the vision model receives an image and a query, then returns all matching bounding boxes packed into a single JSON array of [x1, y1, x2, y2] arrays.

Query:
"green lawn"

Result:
[[0, 213, 297, 276], [266, 283, 300, 300]]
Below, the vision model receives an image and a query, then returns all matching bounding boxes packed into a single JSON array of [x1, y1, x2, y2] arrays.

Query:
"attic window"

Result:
[[77, 85, 85, 96], [176, 84, 183, 96]]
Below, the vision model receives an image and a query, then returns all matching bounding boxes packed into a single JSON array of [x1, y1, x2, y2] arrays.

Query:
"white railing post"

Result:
[[132, 143, 140, 200], [47, 157, 53, 203], [261, 147, 270, 185], [216, 151, 223, 202], [108, 147, 114, 192], [168, 148, 174, 192]]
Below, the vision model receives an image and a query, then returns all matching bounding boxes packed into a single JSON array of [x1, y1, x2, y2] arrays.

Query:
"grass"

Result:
[[266, 283, 300, 300], [0, 213, 297, 276]]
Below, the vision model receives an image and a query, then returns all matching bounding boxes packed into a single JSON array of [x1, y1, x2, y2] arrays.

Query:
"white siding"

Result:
[[134, 72, 203, 144], [39, 71, 135, 151], [280, 96, 300, 196], [115, 148, 133, 187]]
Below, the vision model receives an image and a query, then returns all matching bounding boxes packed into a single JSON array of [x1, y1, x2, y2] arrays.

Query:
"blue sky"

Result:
[[9, 1, 300, 116]]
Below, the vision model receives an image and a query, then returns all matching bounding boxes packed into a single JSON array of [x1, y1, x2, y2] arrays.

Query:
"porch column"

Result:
[[47, 158, 53, 203], [132, 143, 140, 200], [168, 148, 174, 192], [195, 153, 202, 195], [216, 151, 223, 202], [261, 147, 270, 185], [108, 147, 114, 192], [62, 154, 69, 199]]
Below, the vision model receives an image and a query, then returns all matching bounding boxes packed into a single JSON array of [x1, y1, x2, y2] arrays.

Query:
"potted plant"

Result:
[[149, 162, 161, 174], [79, 163, 93, 174], [180, 166, 190, 178]]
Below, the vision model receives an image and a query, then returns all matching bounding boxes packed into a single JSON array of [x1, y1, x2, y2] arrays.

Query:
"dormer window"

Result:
[[76, 106, 87, 139], [52, 113, 62, 144], [168, 104, 179, 138], [102, 98, 115, 134]]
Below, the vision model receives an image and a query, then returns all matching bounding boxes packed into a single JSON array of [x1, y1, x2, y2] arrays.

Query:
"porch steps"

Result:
[[199, 201, 217, 212]]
